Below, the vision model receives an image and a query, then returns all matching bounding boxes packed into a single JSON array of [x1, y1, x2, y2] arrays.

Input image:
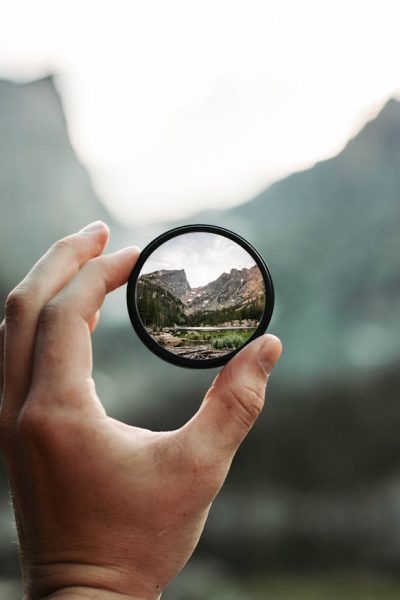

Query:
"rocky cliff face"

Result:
[[140, 268, 191, 298], [183, 264, 265, 313]]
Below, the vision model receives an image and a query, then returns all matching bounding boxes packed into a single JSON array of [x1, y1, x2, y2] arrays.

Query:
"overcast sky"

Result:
[[139, 232, 256, 287], [1, 1, 399, 225]]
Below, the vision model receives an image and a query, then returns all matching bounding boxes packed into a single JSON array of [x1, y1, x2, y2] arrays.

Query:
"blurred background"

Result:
[[1, 1, 400, 598]]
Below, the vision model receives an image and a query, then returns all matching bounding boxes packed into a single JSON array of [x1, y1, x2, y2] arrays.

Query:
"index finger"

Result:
[[1, 221, 110, 425]]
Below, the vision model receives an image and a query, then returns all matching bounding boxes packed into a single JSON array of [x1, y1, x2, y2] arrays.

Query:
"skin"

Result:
[[0, 221, 282, 600]]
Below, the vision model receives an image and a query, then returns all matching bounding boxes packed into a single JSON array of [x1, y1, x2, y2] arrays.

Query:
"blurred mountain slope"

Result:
[[1, 76, 398, 383], [1, 76, 400, 577], [0, 75, 126, 299], [166, 98, 400, 381]]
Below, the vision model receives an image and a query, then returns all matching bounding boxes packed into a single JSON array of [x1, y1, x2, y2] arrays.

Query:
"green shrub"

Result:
[[211, 332, 248, 349]]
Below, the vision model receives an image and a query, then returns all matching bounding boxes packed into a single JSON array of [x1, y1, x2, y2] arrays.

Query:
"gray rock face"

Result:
[[141, 268, 191, 298], [183, 264, 265, 313]]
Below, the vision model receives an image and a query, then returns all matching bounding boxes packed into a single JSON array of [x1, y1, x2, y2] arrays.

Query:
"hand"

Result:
[[0, 221, 282, 600]]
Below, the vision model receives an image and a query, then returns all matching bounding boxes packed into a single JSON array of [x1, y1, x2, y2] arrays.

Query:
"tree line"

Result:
[[137, 279, 264, 329], [136, 280, 187, 328], [186, 299, 264, 326]]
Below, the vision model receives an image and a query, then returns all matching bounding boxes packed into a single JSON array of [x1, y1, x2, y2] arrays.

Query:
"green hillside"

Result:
[[136, 279, 187, 328]]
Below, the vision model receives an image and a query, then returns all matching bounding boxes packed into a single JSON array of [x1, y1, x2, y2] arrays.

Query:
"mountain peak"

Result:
[[377, 96, 400, 118], [342, 96, 400, 161], [141, 268, 191, 297]]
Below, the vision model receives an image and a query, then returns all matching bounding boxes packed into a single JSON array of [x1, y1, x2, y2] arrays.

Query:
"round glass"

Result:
[[126, 224, 274, 369]]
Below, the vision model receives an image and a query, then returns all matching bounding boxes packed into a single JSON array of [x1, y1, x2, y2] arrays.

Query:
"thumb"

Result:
[[184, 334, 282, 459]]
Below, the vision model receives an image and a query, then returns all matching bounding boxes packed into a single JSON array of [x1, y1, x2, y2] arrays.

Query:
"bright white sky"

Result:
[[139, 232, 256, 287], [1, 0, 399, 225]]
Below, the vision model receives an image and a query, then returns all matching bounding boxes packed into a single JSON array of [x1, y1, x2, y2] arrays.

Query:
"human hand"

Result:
[[0, 221, 282, 600]]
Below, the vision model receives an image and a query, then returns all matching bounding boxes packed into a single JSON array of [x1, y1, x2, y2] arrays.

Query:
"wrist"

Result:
[[40, 588, 157, 600], [22, 561, 162, 600]]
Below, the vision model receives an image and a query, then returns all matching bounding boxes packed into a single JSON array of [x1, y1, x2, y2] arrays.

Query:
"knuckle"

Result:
[[52, 237, 73, 253], [52, 233, 102, 261], [16, 402, 54, 442], [37, 301, 63, 329], [5, 288, 31, 320], [222, 385, 265, 429], [52, 236, 82, 264]]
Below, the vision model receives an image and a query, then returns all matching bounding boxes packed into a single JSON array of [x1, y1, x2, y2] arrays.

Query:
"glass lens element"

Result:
[[135, 232, 266, 360]]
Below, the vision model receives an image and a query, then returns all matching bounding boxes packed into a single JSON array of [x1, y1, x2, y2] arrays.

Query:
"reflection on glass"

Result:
[[135, 232, 266, 360]]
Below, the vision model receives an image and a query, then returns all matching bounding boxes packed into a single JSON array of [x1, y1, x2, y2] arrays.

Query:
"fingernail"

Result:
[[79, 220, 107, 233], [257, 334, 282, 374], [116, 245, 141, 254]]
